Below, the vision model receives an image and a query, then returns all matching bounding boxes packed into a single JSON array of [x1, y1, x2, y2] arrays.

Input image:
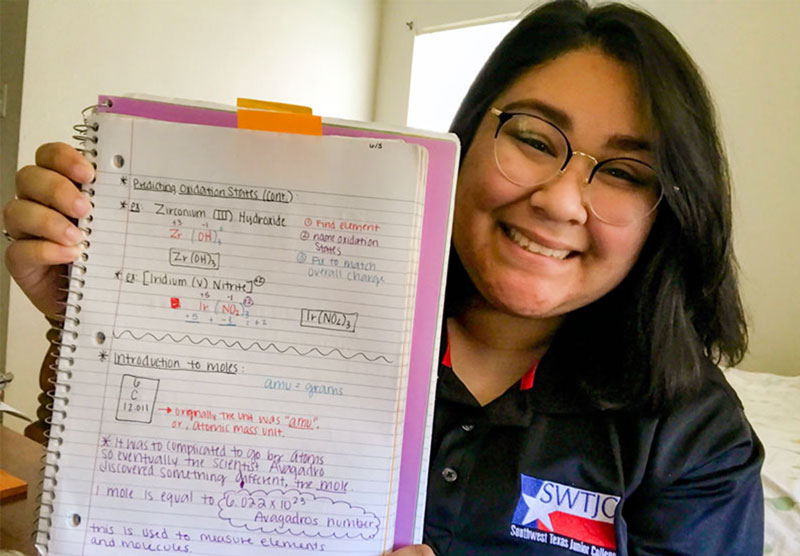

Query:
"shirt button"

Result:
[[442, 467, 458, 483], [461, 424, 475, 432]]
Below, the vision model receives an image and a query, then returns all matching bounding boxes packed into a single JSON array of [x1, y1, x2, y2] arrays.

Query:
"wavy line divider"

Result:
[[113, 329, 393, 363]]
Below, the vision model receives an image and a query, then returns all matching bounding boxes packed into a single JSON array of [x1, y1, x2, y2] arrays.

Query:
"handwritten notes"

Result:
[[40, 113, 428, 555]]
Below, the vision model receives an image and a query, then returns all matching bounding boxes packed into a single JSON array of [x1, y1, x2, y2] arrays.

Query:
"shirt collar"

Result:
[[441, 335, 539, 391], [438, 327, 601, 420]]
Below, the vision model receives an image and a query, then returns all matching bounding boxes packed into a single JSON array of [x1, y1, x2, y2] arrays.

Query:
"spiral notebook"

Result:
[[36, 96, 458, 555]]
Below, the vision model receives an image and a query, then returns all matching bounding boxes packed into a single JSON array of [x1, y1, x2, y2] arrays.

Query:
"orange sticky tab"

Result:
[[0, 469, 28, 501], [237, 109, 322, 136], [236, 98, 313, 115]]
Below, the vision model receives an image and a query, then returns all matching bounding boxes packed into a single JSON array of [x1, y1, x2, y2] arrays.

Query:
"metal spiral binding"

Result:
[[34, 101, 105, 556]]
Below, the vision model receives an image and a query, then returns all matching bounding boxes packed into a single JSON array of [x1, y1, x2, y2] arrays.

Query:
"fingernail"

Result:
[[66, 245, 83, 261], [75, 163, 94, 184], [73, 197, 91, 217], [66, 225, 83, 244]]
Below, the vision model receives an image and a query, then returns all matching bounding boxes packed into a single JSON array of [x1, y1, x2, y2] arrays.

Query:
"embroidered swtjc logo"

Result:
[[510, 474, 619, 555]]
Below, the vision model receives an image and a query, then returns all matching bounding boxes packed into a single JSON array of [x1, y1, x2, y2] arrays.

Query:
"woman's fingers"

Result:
[[34, 141, 94, 184], [15, 163, 92, 221], [2, 141, 92, 319], [3, 197, 85, 245], [4, 240, 76, 317], [4, 239, 81, 280]]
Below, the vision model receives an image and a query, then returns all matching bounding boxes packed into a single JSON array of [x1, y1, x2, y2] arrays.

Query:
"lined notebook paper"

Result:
[[37, 107, 457, 555]]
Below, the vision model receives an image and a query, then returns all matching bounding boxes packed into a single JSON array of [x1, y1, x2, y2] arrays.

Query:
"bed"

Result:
[[723, 368, 800, 554]]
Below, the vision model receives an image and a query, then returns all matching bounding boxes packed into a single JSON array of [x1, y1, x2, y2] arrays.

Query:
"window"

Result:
[[407, 20, 517, 132]]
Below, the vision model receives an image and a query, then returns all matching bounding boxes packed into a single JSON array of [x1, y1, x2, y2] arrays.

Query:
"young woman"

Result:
[[3, 1, 763, 554]]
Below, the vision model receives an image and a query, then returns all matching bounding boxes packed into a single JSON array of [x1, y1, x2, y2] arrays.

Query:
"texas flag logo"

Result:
[[510, 474, 619, 554]]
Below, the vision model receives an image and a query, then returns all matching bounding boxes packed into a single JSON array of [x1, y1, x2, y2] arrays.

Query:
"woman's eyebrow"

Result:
[[501, 99, 572, 130], [501, 99, 653, 154], [606, 134, 652, 153]]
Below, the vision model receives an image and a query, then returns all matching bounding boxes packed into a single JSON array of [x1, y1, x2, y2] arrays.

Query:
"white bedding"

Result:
[[724, 368, 800, 555]]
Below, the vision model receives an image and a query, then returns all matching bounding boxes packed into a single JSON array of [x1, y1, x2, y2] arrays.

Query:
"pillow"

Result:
[[723, 368, 800, 555]]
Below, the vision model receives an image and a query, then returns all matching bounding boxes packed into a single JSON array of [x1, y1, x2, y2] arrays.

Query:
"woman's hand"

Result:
[[389, 545, 435, 556], [3, 142, 94, 319]]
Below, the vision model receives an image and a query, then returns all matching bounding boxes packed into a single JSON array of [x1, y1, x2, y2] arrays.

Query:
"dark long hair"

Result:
[[447, 0, 747, 411]]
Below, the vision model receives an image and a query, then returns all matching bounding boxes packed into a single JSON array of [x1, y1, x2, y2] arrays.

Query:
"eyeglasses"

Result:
[[491, 107, 663, 225]]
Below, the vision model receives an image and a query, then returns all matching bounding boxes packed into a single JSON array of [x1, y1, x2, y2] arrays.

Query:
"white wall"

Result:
[[4, 0, 381, 432], [377, 0, 800, 376]]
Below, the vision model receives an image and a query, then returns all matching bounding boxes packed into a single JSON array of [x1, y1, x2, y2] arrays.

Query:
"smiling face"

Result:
[[453, 47, 657, 320]]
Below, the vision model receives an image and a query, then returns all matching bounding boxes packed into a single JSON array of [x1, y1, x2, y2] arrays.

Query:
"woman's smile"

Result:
[[502, 223, 574, 260]]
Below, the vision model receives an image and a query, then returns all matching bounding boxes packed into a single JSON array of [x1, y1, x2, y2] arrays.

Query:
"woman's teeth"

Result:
[[507, 227, 570, 260]]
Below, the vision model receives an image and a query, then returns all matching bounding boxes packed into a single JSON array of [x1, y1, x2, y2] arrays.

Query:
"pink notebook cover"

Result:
[[97, 95, 458, 549]]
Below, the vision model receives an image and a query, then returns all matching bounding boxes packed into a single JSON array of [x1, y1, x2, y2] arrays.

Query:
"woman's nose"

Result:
[[527, 154, 592, 225]]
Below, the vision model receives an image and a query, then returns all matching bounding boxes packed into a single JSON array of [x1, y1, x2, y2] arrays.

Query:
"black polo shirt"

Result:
[[422, 339, 764, 555]]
